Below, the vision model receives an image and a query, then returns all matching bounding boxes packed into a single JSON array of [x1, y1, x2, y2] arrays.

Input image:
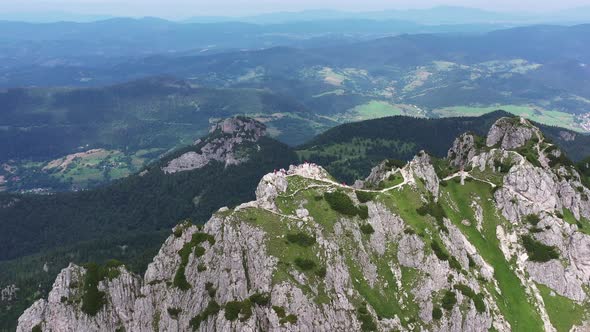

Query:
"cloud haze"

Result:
[[1, 0, 589, 18]]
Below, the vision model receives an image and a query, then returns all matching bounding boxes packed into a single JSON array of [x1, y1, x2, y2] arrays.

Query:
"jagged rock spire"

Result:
[[447, 132, 479, 168]]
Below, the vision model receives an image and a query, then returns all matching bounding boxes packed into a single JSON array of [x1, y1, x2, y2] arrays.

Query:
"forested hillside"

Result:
[[0, 77, 328, 191], [0, 118, 298, 329], [0, 123, 297, 261], [298, 111, 590, 182]]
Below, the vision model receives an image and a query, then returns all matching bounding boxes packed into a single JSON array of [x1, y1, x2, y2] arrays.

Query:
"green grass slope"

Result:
[[218, 165, 553, 330]]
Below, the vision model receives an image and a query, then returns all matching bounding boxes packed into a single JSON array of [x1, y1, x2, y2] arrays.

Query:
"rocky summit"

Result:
[[18, 117, 590, 332], [162, 117, 267, 174]]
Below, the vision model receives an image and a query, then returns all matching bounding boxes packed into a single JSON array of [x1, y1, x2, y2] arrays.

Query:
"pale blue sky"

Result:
[[1, 0, 589, 19]]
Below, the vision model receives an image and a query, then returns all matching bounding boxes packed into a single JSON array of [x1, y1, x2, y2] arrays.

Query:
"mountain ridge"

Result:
[[16, 116, 590, 331], [297, 110, 590, 183]]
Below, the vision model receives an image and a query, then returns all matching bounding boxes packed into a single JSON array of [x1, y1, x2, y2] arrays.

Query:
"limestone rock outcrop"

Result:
[[162, 117, 266, 174], [408, 152, 440, 199], [486, 117, 536, 150], [448, 133, 479, 168], [17, 264, 141, 332], [363, 160, 404, 188]]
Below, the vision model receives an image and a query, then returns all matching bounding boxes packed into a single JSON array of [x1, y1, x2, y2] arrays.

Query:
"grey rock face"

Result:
[[526, 260, 586, 302], [252, 163, 331, 212], [525, 218, 590, 302], [494, 163, 560, 222], [397, 234, 425, 269], [494, 162, 590, 224], [162, 151, 209, 173], [448, 133, 478, 168], [1, 284, 18, 302], [569, 233, 590, 282], [162, 117, 266, 174], [365, 202, 405, 256], [132, 216, 284, 332], [287, 163, 332, 182], [408, 152, 440, 199], [363, 160, 403, 188], [442, 220, 494, 281], [395, 214, 496, 330], [486, 117, 535, 150], [17, 265, 141, 332], [470, 149, 523, 174], [213, 117, 266, 137], [557, 172, 590, 221], [572, 322, 590, 331], [483, 120, 590, 303], [255, 172, 289, 211], [448, 117, 590, 307], [18, 212, 362, 332]]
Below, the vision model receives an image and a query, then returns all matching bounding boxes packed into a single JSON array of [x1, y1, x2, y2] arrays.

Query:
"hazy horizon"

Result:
[[1, 1, 589, 20]]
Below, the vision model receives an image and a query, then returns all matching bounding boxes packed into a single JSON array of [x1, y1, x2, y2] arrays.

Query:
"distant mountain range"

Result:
[[3, 6, 590, 25], [2, 23, 589, 85], [186, 7, 526, 25], [3, 24, 590, 192], [0, 6, 586, 71], [0, 11, 113, 23], [0, 16, 514, 71]]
